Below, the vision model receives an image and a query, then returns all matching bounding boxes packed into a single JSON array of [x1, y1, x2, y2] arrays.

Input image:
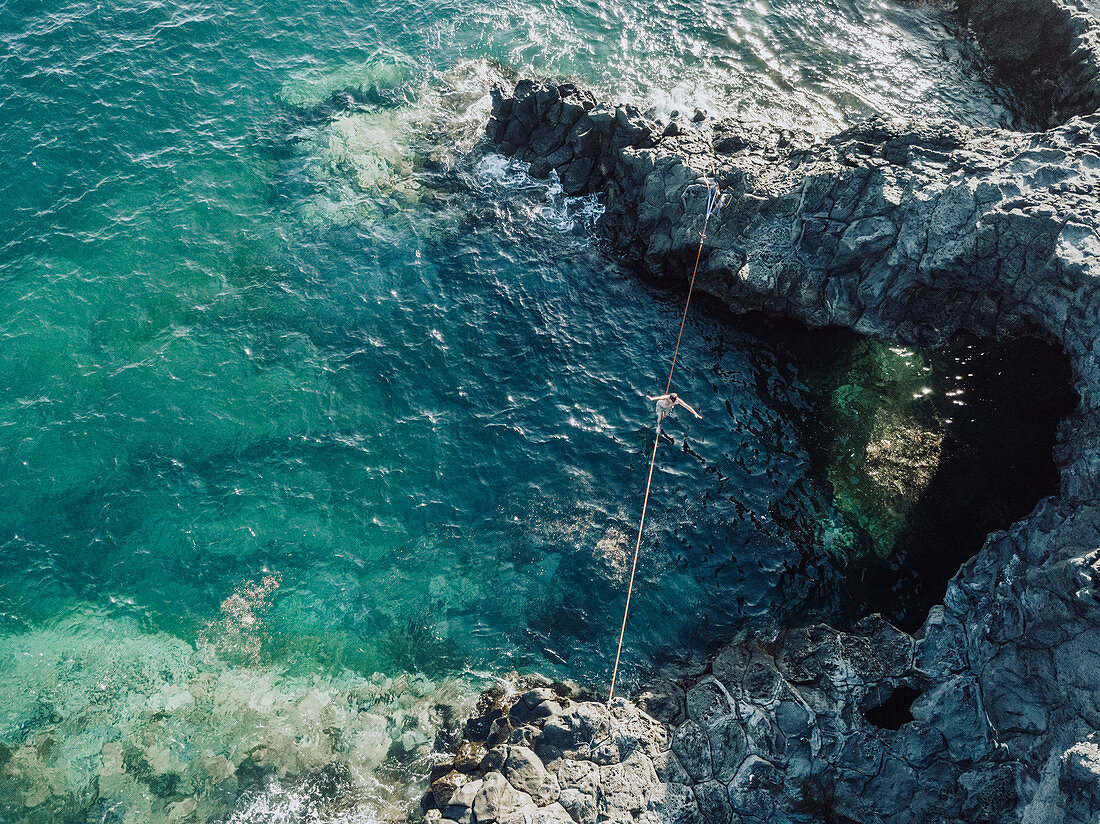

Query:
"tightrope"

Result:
[[606, 175, 721, 707]]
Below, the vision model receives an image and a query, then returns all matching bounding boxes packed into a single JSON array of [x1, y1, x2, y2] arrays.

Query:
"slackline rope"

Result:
[[606, 175, 721, 708]]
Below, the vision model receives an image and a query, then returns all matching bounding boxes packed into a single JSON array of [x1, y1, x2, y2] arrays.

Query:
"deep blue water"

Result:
[[0, 1, 1014, 820]]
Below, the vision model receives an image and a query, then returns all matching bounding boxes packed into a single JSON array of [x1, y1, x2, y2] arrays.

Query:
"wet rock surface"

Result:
[[465, 3, 1100, 820]]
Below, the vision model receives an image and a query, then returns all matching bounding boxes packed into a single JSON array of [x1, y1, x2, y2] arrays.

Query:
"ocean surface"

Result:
[[0, 1, 1020, 821]]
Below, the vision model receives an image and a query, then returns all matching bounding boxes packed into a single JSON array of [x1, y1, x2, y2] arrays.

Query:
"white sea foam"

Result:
[[474, 153, 534, 189], [288, 59, 514, 231], [475, 156, 605, 236], [226, 779, 385, 824], [538, 171, 605, 235]]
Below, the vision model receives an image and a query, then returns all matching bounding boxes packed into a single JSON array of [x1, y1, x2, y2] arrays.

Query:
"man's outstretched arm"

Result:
[[675, 397, 703, 419]]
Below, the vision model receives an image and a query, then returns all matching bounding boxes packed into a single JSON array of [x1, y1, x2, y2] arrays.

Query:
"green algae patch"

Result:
[[773, 325, 1075, 629], [815, 340, 946, 562]]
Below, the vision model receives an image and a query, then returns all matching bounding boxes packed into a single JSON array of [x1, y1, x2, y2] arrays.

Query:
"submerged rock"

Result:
[[0, 608, 479, 824], [275, 58, 516, 229], [277, 56, 415, 112]]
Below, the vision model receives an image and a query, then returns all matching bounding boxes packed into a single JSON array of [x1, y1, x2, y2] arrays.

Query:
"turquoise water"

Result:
[[0, 1, 1013, 820]]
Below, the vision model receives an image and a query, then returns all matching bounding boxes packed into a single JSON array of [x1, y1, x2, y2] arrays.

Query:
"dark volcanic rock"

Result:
[[432, 632, 998, 824]]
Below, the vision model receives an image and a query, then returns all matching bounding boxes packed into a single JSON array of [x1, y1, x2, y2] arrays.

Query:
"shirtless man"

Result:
[[647, 392, 702, 422]]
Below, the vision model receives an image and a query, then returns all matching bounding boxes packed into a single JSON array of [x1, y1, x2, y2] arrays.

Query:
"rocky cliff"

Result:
[[958, 0, 1100, 125], [426, 4, 1100, 823]]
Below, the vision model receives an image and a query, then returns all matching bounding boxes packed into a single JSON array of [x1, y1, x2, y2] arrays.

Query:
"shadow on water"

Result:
[[761, 318, 1077, 632]]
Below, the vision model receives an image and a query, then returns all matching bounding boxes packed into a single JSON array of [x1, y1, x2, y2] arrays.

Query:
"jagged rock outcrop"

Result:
[[487, 80, 1099, 349], [426, 621, 1026, 824], [957, 0, 1100, 125], [467, 53, 1100, 824]]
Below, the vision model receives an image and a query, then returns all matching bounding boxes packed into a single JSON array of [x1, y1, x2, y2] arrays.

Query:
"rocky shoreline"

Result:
[[424, 2, 1100, 823]]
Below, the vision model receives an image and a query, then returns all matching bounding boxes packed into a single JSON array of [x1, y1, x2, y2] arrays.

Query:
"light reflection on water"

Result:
[[447, 0, 1015, 130]]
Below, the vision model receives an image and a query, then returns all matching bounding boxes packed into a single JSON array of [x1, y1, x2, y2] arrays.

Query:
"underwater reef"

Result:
[[0, 604, 479, 823], [424, 2, 1100, 823]]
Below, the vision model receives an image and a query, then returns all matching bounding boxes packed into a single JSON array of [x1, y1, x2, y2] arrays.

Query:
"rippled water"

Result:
[[0, 0, 1015, 820]]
